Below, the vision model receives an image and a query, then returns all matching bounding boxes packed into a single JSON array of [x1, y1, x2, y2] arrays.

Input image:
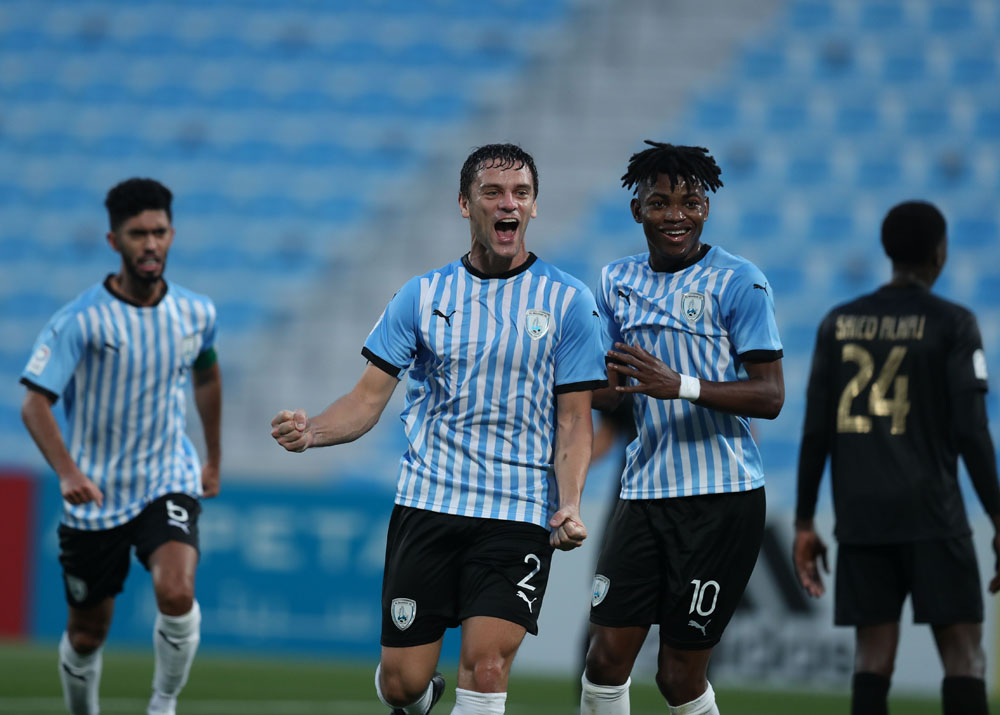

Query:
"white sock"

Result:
[[668, 681, 719, 715], [450, 687, 506, 714], [374, 664, 436, 714], [59, 631, 102, 715], [580, 673, 630, 715], [151, 600, 201, 699]]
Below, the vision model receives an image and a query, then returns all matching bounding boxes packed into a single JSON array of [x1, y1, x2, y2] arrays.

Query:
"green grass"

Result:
[[0, 640, 980, 714]]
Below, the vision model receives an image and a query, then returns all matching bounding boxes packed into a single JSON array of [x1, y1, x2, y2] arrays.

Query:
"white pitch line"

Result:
[[0, 698, 388, 714]]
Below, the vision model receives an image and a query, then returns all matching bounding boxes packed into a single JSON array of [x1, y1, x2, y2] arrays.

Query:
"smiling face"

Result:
[[631, 174, 709, 271], [460, 162, 537, 273], [108, 209, 174, 287]]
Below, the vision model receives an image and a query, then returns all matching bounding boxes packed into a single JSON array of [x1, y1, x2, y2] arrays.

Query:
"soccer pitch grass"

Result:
[[0, 640, 982, 714]]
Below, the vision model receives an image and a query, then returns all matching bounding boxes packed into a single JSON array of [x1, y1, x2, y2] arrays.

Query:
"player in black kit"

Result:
[[794, 201, 1000, 715]]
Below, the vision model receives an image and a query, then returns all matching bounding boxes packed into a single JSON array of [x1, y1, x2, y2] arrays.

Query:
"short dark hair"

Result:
[[104, 178, 173, 232], [459, 143, 539, 199], [881, 201, 946, 265], [621, 141, 723, 196]]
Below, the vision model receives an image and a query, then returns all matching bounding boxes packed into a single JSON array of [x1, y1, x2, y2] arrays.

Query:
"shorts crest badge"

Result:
[[525, 309, 551, 340], [681, 292, 705, 323], [391, 598, 417, 631], [65, 574, 88, 603], [591, 574, 610, 607]]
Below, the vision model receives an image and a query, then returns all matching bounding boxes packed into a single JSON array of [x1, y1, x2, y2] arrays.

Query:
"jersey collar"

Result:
[[461, 252, 537, 280], [103, 274, 169, 307]]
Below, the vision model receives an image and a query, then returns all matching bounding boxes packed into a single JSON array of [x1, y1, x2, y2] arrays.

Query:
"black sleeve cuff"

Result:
[[554, 379, 608, 395], [740, 349, 784, 364], [361, 347, 402, 378], [20, 377, 58, 403]]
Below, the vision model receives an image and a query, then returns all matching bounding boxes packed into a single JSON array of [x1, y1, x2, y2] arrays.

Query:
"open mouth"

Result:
[[660, 227, 692, 243], [137, 256, 161, 274], [494, 218, 519, 241]]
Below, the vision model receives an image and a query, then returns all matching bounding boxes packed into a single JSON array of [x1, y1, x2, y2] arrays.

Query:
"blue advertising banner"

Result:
[[30, 475, 462, 659]]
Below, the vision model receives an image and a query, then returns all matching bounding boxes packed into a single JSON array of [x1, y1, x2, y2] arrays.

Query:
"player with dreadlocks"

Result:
[[579, 141, 785, 715]]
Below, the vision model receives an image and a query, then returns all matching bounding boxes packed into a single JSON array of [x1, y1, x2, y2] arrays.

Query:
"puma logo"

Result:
[[617, 289, 631, 304], [753, 283, 768, 294], [688, 619, 710, 636], [61, 663, 87, 682], [158, 630, 182, 650], [432, 309, 456, 326], [167, 519, 190, 535], [516, 590, 537, 613]]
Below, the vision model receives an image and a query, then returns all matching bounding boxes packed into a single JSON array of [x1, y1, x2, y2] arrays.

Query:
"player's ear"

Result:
[[459, 192, 470, 219], [106, 230, 121, 253], [530, 200, 537, 219], [703, 195, 710, 221], [630, 197, 642, 223]]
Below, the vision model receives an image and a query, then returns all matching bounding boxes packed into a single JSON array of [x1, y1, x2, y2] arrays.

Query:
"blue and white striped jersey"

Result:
[[21, 277, 217, 530], [597, 246, 782, 499], [363, 254, 607, 529]]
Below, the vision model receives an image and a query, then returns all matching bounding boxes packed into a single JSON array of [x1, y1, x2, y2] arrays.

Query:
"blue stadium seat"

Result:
[[857, 1, 907, 31]]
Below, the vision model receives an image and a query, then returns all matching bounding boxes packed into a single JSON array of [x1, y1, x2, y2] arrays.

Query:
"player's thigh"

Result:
[[589, 499, 663, 628], [57, 522, 132, 609], [381, 506, 468, 648], [932, 622, 985, 677], [835, 543, 909, 626], [658, 487, 766, 650], [911, 536, 983, 625], [456, 616, 528, 691], [380, 639, 444, 698], [457, 517, 554, 637], [132, 494, 201, 608]]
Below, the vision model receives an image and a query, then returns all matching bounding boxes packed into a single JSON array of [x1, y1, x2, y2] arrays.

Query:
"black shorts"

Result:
[[589, 487, 765, 650], [57, 493, 201, 608], [835, 537, 983, 626], [380, 505, 554, 648]]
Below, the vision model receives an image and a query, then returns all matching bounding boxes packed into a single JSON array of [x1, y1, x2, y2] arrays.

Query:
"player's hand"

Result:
[[59, 470, 104, 507], [270, 409, 313, 452], [201, 462, 220, 499], [793, 528, 828, 597], [606, 343, 681, 400], [989, 532, 1000, 594], [549, 505, 587, 551]]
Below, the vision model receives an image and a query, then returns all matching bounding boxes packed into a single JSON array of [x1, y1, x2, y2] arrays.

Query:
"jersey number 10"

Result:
[[837, 344, 910, 435]]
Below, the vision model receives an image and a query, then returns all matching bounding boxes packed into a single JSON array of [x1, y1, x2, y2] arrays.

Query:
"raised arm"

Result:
[[549, 389, 593, 551], [193, 362, 222, 497], [22, 388, 103, 506], [606, 343, 784, 419], [271, 363, 399, 452]]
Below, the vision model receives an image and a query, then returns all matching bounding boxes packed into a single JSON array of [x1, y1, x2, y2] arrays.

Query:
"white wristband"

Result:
[[678, 374, 701, 401]]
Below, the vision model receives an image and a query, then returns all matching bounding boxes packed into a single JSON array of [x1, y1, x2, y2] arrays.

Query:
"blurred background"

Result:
[[1, 0, 999, 712]]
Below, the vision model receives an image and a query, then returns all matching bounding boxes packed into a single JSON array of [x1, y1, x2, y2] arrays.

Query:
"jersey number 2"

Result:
[[837, 344, 910, 435]]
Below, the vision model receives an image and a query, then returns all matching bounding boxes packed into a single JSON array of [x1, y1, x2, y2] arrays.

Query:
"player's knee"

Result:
[[654, 666, 703, 704], [154, 583, 194, 616], [584, 646, 631, 686], [378, 666, 427, 706], [464, 654, 507, 692], [942, 644, 986, 678], [66, 625, 107, 654]]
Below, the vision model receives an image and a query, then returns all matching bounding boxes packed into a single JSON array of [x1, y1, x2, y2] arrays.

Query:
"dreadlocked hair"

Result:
[[621, 141, 723, 195]]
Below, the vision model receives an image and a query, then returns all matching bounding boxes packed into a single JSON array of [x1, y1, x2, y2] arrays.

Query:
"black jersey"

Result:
[[797, 284, 991, 544]]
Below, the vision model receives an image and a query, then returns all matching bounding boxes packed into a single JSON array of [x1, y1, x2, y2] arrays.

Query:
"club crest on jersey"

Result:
[[591, 575, 610, 607], [391, 598, 417, 631], [682, 292, 705, 323], [65, 574, 88, 603], [525, 309, 551, 340]]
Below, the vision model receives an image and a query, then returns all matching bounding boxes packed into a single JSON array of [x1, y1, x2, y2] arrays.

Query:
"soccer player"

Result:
[[580, 142, 784, 715], [20, 178, 221, 715], [270, 143, 607, 715], [794, 201, 1000, 715]]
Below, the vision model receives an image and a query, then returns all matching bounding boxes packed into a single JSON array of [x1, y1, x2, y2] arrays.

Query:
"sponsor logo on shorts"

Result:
[[688, 619, 710, 636], [591, 574, 610, 607], [65, 573, 88, 603], [391, 598, 417, 631], [516, 590, 537, 613]]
